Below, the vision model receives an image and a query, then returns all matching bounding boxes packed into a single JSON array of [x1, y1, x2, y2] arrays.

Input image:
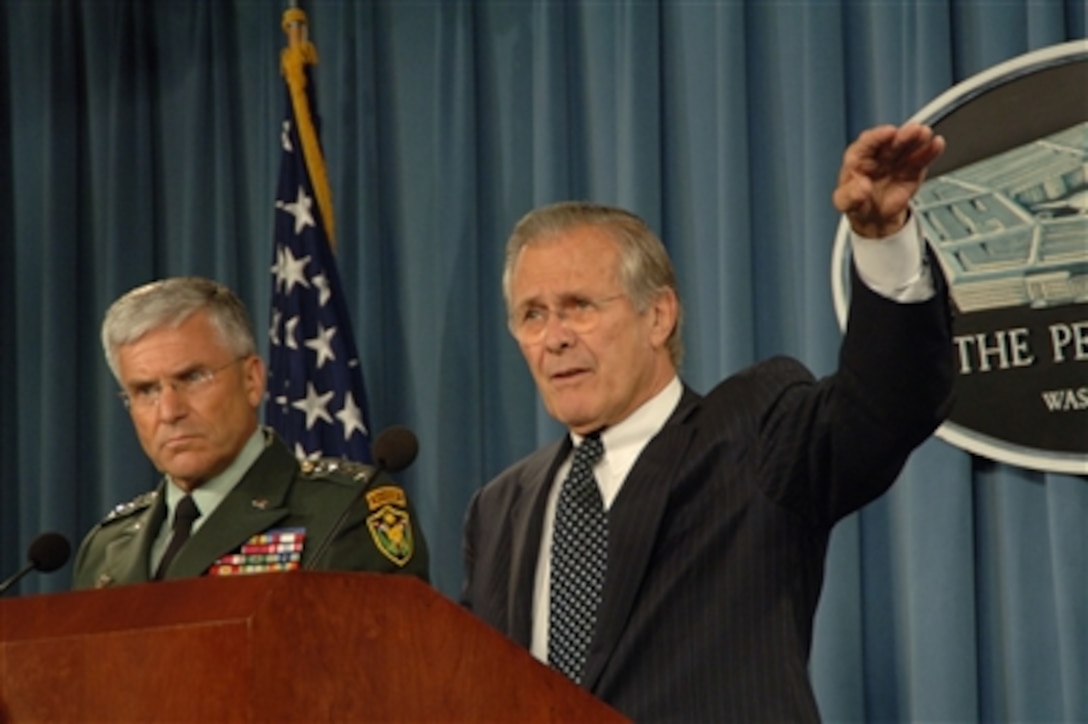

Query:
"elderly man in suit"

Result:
[[73, 276, 428, 589], [461, 123, 954, 721]]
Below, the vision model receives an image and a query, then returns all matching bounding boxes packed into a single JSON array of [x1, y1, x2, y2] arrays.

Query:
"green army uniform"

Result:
[[72, 432, 429, 588]]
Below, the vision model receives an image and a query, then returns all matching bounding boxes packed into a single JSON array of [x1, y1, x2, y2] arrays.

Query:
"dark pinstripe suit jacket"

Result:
[[461, 268, 954, 722]]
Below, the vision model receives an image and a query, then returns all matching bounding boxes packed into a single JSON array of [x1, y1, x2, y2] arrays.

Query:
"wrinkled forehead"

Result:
[[511, 229, 624, 302]]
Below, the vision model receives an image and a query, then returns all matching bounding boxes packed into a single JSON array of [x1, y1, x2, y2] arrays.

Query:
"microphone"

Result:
[[305, 425, 419, 570], [0, 531, 72, 596], [371, 424, 419, 473]]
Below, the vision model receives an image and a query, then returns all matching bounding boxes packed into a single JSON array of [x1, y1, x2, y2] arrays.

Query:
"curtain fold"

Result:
[[2, 1, 1084, 720]]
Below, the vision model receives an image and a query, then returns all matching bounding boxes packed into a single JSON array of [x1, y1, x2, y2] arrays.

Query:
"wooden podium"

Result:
[[0, 572, 626, 722]]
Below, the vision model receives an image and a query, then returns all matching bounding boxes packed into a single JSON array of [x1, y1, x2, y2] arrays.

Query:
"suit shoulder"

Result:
[[692, 357, 817, 434], [473, 438, 563, 509], [492, 439, 563, 484], [739, 355, 812, 383], [705, 356, 813, 401]]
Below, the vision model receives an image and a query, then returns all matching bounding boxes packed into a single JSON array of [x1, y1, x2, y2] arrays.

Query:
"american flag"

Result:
[[265, 9, 371, 463]]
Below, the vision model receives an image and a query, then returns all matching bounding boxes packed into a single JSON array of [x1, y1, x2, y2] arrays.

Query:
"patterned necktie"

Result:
[[548, 433, 606, 684], [154, 495, 201, 580]]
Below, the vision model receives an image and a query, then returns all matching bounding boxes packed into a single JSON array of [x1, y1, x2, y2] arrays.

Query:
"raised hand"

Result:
[[832, 123, 946, 239]]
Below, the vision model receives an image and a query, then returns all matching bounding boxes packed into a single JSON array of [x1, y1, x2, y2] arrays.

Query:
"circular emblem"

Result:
[[831, 40, 1088, 474]]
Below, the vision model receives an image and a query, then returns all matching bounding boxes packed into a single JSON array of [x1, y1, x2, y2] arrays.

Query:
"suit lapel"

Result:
[[583, 388, 701, 691], [165, 441, 295, 579], [507, 438, 568, 646]]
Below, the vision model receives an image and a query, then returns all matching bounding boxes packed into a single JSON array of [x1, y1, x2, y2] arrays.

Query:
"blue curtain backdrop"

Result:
[[1, 1, 1084, 721]]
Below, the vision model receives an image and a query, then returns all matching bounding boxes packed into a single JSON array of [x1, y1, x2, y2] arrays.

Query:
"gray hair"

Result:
[[101, 277, 256, 381], [502, 201, 684, 366]]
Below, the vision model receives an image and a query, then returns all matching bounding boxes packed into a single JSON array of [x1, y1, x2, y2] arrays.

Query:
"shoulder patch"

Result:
[[366, 494, 414, 567], [103, 490, 158, 522], [365, 486, 407, 510]]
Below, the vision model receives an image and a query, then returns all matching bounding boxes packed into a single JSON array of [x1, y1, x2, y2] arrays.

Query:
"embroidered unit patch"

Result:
[[366, 505, 414, 567]]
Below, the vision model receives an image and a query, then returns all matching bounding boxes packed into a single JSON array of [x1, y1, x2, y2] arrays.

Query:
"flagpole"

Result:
[[268, 2, 373, 461], [281, 6, 337, 251]]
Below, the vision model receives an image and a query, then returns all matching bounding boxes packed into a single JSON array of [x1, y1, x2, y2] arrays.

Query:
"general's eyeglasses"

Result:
[[511, 294, 625, 343], [118, 358, 243, 410]]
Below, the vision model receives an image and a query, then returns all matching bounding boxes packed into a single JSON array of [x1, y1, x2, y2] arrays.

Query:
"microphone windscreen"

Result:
[[28, 531, 72, 573], [372, 425, 419, 473]]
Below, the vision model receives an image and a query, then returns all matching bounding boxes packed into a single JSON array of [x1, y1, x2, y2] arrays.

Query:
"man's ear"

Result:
[[243, 354, 267, 407], [648, 288, 679, 349]]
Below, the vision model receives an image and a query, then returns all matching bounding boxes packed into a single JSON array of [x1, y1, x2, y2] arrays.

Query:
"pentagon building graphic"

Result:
[[916, 121, 1087, 313]]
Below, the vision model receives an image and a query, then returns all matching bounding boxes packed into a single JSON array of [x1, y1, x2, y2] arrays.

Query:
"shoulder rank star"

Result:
[[104, 490, 158, 522], [300, 458, 370, 478]]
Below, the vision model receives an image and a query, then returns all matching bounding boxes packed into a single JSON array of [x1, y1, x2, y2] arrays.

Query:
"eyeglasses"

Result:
[[511, 294, 625, 343], [118, 358, 244, 410]]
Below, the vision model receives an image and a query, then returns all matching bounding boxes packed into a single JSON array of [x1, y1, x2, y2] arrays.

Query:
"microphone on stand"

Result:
[[0, 531, 72, 596], [305, 425, 419, 570]]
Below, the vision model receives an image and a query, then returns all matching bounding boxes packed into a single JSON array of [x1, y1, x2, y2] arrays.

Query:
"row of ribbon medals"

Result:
[[209, 528, 305, 576]]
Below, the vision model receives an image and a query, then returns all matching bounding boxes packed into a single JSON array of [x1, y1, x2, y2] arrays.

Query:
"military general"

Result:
[[72, 276, 428, 588]]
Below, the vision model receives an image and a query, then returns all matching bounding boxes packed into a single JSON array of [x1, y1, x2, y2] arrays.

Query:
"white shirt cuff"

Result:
[[849, 214, 936, 302]]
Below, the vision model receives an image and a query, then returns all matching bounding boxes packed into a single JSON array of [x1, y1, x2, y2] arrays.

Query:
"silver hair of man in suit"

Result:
[[501, 201, 685, 367], [101, 277, 257, 382]]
